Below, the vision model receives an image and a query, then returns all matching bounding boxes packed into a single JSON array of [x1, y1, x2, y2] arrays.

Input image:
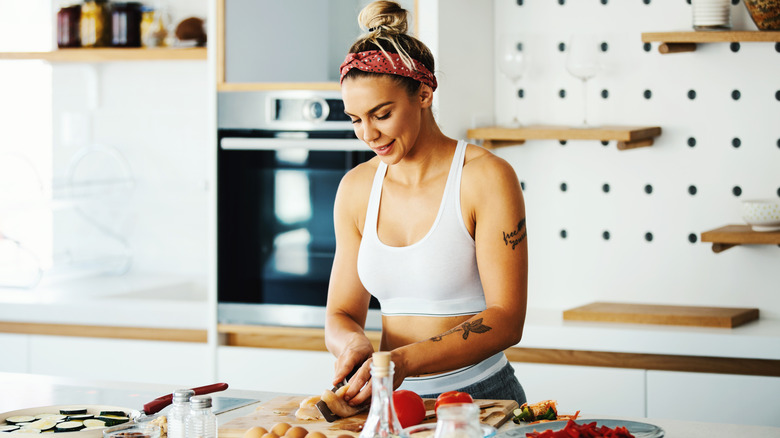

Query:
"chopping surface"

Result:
[[218, 396, 519, 438]]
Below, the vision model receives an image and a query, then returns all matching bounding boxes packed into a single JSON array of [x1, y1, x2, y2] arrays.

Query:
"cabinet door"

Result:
[[511, 362, 646, 418], [647, 370, 780, 427], [218, 346, 334, 395], [0, 333, 29, 373], [29, 335, 211, 386]]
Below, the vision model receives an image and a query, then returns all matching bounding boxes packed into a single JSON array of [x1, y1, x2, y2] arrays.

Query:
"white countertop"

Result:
[[2, 274, 779, 361], [1, 372, 779, 438]]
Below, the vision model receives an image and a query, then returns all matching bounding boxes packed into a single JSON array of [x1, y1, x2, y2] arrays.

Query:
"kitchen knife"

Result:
[[140, 382, 229, 416], [316, 366, 361, 423]]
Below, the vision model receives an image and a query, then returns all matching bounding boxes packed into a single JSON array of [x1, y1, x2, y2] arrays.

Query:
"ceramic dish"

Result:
[[742, 199, 780, 232], [0, 405, 135, 438], [498, 419, 664, 438]]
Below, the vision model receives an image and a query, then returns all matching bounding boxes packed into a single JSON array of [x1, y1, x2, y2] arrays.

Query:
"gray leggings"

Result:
[[419, 362, 527, 406]]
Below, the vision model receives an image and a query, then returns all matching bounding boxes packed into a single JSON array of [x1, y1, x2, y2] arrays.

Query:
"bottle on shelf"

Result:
[[80, 0, 110, 47], [358, 352, 410, 438], [186, 395, 217, 438], [167, 389, 195, 438], [57, 1, 82, 48]]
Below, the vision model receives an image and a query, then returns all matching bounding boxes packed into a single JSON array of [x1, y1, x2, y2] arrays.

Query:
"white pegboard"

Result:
[[490, 0, 780, 317]]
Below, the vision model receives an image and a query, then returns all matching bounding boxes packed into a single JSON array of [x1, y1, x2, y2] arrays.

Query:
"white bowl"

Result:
[[742, 199, 780, 231]]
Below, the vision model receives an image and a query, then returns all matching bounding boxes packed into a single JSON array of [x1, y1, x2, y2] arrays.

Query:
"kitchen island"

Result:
[[1, 372, 779, 438]]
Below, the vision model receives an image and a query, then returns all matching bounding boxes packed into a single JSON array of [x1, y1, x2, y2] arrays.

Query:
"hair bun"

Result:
[[359, 0, 408, 35]]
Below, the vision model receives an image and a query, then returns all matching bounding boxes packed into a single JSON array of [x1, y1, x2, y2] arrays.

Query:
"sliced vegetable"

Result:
[[96, 412, 125, 417], [23, 420, 57, 432], [81, 420, 105, 429], [53, 422, 84, 433], [10, 429, 40, 434], [63, 415, 92, 422], [5, 417, 36, 426], [57, 410, 86, 417], [0, 425, 20, 432], [94, 416, 129, 427]]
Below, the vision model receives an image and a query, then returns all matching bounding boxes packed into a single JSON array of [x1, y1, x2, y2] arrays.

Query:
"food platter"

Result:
[[0, 405, 138, 438], [498, 419, 664, 438]]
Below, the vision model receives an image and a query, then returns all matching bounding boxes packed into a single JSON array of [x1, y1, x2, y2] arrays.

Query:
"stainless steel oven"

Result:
[[217, 90, 381, 329]]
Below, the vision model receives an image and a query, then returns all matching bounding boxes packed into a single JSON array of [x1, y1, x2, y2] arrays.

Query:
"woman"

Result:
[[324, 0, 528, 406]]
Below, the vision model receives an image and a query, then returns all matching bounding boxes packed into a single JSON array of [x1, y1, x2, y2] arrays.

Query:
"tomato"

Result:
[[434, 391, 474, 413], [392, 390, 426, 428]]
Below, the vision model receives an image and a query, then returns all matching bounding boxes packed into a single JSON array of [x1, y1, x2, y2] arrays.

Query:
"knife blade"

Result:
[[316, 366, 360, 423]]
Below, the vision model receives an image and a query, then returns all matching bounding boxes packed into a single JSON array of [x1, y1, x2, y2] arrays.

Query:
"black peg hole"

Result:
[[560, 182, 568, 192], [600, 42, 609, 52], [777, 138, 780, 149], [560, 229, 567, 239], [602, 183, 610, 193], [732, 137, 741, 148], [603, 231, 611, 240], [601, 0, 608, 4], [688, 90, 697, 100], [518, 89, 525, 99], [644, 184, 653, 194], [645, 232, 653, 242], [643, 0, 650, 4], [517, 0, 523, 5], [643, 42, 652, 52], [559, 140, 567, 146], [559, 89, 566, 99], [733, 186, 742, 197], [687, 137, 696, 148], [777, 187, 780, 197], [688, 185, 697, 196], [732, 89, 741, 100], [601, 140, 609, 146], [730, 42, 740, 52], [731, 0, 740, 4], [688, 233, 698, 243], [558, 0, 565, 5], [686, 0, 691, 4], [643, 89, 652, 99], [559, 42, 566, 52], [520, 181, 525, 191], [601, 89, 609, 99], [776, 42, 780, 53], [775, 90, 780, 101]]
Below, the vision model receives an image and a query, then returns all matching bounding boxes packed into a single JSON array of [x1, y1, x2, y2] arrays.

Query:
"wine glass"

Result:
[[565, 33, 601, 127], [497, 33, 527, 127]]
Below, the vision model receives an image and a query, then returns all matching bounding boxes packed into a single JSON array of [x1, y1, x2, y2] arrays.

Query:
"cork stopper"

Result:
[[371, 351, 392, 377]]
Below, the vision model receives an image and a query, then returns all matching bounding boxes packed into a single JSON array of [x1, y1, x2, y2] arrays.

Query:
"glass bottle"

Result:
[[167, 389, 195, 438], [80, 0, 110, 47], [186, 395, 217, 438], [111, 2, 143, 47], [359, 352, 410, 438], [433, 403, 488, 438], [57, 2, 82, 48]]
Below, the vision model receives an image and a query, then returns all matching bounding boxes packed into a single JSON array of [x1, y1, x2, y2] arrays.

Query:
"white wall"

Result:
[[454, 0, 780, 317]]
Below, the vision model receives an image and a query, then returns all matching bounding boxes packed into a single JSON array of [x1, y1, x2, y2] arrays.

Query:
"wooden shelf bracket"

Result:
[[701, 224, 780, 254]]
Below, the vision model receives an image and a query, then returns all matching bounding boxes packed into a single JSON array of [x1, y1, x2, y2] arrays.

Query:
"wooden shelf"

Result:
[[467, 125, 661, 150], [0, 47, 207, 62], [642, 31, 780, 54], [700, 224, 780, 253]]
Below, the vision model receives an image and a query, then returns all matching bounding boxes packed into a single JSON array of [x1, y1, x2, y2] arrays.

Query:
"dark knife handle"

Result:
[[143, 382, 229, 415]]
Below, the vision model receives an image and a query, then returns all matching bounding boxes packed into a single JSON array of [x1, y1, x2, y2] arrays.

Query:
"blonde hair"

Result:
[[346, 1, 435, 94]]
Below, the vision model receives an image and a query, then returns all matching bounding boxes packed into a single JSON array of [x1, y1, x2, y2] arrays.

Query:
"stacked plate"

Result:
[[692, 0, 731, 27], [742, 199, 780, 232]]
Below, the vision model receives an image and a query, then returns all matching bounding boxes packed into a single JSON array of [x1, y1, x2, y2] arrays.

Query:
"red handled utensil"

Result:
[[137, 382, 229, 417]]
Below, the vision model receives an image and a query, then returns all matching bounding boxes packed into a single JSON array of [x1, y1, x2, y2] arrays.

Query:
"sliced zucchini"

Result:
[[81, 420, 105, 429], [53, 422, 84, 433], [57, 410, 86, 417], [94, 416, 129, 427], [10, 430, 40, 434], [63, 415, 92, 422], [5, 417, 36, 426], [24, 420, 57, 432], [96, 411, 125, 417], [0, 425, 20, 432]]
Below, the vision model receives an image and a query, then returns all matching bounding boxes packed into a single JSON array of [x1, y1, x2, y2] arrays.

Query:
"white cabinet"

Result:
[[511, 362, 646, 418], [217, 346, 335, 395], [0, 333, 29, 373], [28, 335, 211, 386], [647, 370, 780, 428]]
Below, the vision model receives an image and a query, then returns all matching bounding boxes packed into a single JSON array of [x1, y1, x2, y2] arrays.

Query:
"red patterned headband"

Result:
[[339, 50, 437, 91]]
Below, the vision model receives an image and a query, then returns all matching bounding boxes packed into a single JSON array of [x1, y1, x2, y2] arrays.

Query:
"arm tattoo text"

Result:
[[430, 318, 492, 341], [502, 218, 527, 250]]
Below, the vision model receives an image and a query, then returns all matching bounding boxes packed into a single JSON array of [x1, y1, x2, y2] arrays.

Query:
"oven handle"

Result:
[[221, 137, 367, 151]]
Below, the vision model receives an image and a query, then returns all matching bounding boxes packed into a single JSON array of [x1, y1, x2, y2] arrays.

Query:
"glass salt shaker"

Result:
[[186, 395, 217, 438], [167, 389, 195, 438], [434, 403, 492, 438]]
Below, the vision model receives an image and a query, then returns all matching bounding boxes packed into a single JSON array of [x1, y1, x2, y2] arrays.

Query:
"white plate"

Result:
[[0, 405, 135, 438], [498, 419, 664, 438]]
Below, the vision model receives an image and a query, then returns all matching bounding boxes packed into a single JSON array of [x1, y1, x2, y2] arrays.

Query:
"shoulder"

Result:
[[461, 143, 521, 192], [334, 156, 381, 216]]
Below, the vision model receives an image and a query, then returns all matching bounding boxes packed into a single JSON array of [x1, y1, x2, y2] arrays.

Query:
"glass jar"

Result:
[[186, 395, 217, 438], [111, 2, 143, 47], [143, 5, 172, 47], [167, 389, 195, 438], [140, 6, 155, 47], [80, 0, 110, 47], [57, 3, 82, 48], [433, 404, 487, 438]]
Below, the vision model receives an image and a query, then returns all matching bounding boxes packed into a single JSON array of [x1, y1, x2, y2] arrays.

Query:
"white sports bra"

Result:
[[356, 140, 486, 316]]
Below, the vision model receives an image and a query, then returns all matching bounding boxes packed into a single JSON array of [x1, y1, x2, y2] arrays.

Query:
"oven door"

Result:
[[217, 133, 380, 327]]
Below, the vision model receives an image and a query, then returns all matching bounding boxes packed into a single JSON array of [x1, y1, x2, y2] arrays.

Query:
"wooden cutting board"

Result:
[[562, 302, 759, 328], [218, 396, 518, 438]]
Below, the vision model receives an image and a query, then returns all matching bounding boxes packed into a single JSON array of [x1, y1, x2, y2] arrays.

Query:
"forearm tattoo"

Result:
[[502, 218, 527, 250], [430, 318, 492, 342]]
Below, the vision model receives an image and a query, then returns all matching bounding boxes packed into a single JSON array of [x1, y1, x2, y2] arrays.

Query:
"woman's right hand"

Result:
[[333, 333, 374, 404]]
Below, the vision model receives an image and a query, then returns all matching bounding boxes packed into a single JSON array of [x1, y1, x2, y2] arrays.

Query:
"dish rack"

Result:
[[0, 144, 135, 289]]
